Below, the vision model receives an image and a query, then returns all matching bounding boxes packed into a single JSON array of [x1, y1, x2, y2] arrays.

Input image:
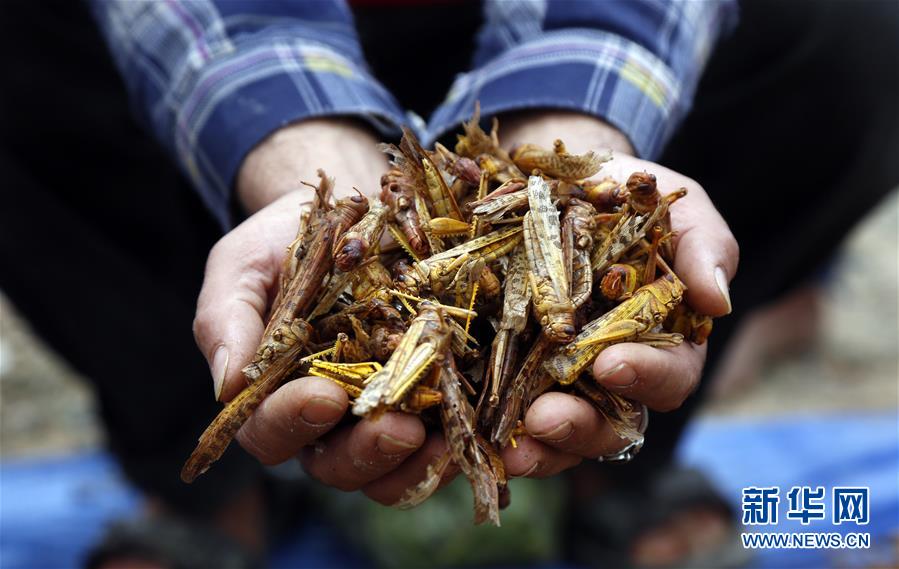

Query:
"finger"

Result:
[[362, 434, 460, 505], [664, 179, 739, 317], [601, 158, 739, 317], [193, 195, 303, 402], [592, 341, 707, 412], [300, 412, 426, 492], [524, 392, 632, 459], [672, 224, 738, 317], [234, 376, 348, 465], [500, 435, 582, 478]]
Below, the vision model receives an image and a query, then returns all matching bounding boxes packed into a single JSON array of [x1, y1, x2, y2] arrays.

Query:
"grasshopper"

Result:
[[599, 263, 643, 302], [523, 176, 576, 342], [422, 153, 465, 222], [625, 172, 686, 262], [591, 190, 676, 281], [438, 355, 502, 525], [481, 245, 530, 426], [306, 270, 355, 322], [182, 172, 368, 483], [573, 378, 647, 444], [433, 142, 482, 188], [349, 258, 395, 305], [333, 199, 388, 272], [385, 289, 480, 363], [491, 334, 553, 447], [310, 357, 443, 412], [454, 103, 510, 163], [598, 226, 671, 301], [352, 301, 454, 418], [543, 273, 687, 385], [412, 225, 523, 305], [389, 349, 505, 525], [583, 176, 627, 213], [245, 177, 368, 381], [665, 304, 714, 345], [308, 359, 382, 396], [181, 322, 311, 483], [562, 197, 598, 309], [468, 180, 528, 222], [512, 139, 611, 181], [414, 191, 450, 256], [454, 104, 523, 184], [380, 164, 430, 259]]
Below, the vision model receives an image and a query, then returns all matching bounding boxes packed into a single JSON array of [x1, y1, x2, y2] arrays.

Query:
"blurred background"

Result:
[[2, 1, 897, 567], [2, 189, 896, 568]]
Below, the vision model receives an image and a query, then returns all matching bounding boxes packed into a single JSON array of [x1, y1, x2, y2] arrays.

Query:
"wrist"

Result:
[[498, 110, 635, 157], [235, 118, 387, 214]]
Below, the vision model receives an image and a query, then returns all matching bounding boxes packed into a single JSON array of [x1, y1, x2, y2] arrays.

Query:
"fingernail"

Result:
[[299, 398, 344, 427], [513, 461, 541, 478], [597, 363, 636, 388], [535, 421, 573, 443], [211, 346, 229, 401], [715, 266, 732, 314], [377, 433, 418, 455]]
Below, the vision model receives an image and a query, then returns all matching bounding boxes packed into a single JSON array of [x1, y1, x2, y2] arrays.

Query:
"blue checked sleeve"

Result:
[[89, 0, 406, 228], [426, 0, 738, 160]]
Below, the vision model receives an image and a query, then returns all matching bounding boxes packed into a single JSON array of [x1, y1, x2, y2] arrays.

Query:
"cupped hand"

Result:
[[192, 118, 454, 503], [498, 111, 739, 476]]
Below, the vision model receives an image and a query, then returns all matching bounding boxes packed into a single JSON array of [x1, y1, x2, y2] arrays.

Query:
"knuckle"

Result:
[[191, 313, 211, 349], [653, 398, 681, 413], [564, 454, 584, 472], [722, 231, 740, 273], [651, 383, 684, 412], [363, 487, 398, 506], [657, 379, 695, 412], [331, 478, 362, 492], [682, 174, 702, 191], [685, 372, 702, 399], [207, 234, 231, 264], [236, 428, 281, 466], [303, 457, 357, 491], [525, 464, 549, 479], [652, 352, 697, 411], [352, 455, 391, 476], [570, 436, 601, 458]]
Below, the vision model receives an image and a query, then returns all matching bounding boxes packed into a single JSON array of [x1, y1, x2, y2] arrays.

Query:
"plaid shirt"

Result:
[[90, 0, 737, 227]]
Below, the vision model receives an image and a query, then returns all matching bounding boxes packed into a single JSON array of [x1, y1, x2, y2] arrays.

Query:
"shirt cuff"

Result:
[[173, 41, 407, 229], [425, 30, 683, 161]]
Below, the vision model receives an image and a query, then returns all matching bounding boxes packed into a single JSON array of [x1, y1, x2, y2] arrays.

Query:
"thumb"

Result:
[[601, 156, 738, 317], [668, 183, 739, 317], [193, 226, 278, 402]]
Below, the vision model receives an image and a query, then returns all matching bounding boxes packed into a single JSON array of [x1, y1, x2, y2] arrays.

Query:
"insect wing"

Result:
[[424, 225, 523, 263], [526, 176, 569, 295]]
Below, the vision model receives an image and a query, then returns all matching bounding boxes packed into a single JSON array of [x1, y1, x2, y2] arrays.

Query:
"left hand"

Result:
[[496, 111, 739, 477], [194, 118, 452, 503]]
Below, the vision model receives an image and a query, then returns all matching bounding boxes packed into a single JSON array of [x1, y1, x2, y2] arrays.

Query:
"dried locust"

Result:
[[181, 113, 718, 529]]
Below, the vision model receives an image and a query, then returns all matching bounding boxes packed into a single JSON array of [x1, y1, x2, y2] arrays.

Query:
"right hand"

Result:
[[192, 119, 456, 504], [496, 111, 738, 478]]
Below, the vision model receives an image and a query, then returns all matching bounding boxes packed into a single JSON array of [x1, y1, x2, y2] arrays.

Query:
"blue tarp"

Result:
[[677, 412, 899, 569], [2, 412, 896, 569]]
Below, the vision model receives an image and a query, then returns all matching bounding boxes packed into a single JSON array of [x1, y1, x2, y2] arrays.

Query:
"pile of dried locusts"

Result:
[[181, 113, 713, 526]]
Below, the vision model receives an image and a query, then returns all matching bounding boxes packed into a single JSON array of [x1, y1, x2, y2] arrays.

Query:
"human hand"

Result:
[[193, 119, 454, 502], [497, 111, 739, 477]]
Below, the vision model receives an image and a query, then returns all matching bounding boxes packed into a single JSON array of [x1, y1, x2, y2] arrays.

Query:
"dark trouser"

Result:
[[1, 0, 896, 522]]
